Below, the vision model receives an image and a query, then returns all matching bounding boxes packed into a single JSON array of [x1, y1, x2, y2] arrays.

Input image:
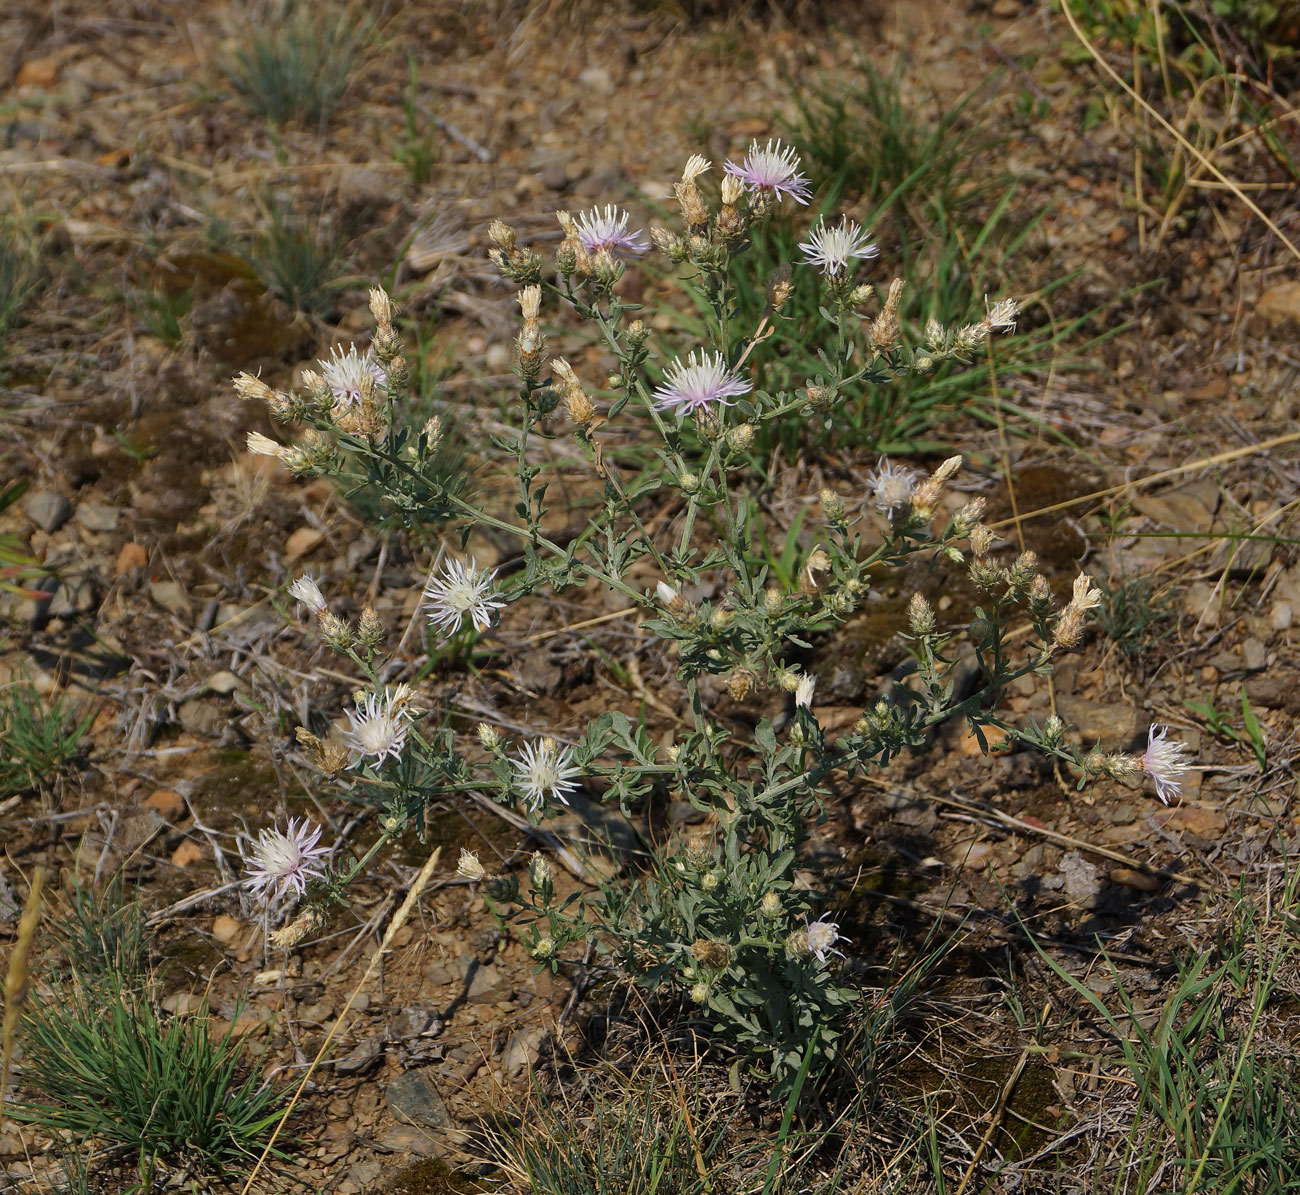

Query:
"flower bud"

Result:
[[820, 487, 847, 523], [907, 593, 935, 636], [529, 851, 553, 891], [532, 937, 556, 959], [760, 891, 782, 918], [700, 871, 720, 892], [690, 982, 711, 1004], [477, 723, 501, 751], [357, 606, 384, 647]]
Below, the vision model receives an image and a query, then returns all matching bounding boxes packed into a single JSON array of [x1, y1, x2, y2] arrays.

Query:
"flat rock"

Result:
[[74, 501, 120, 533], [1055, 696, 1134, 743], [334, 1036, 384, 1076], [22, 489, 72, 532], [386, 1070, 453, 1131], [149, 579, 191, 618]]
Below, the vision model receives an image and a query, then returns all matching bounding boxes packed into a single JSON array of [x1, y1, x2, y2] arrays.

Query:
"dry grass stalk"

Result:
[[0, 865, 45, 1122], [238, 846, 442, 1195]]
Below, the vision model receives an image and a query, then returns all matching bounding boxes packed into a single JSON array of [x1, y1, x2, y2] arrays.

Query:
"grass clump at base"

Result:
[[221, 0, 371, 127], [0, 672, 94, 799], [8, 877, 293, 1186]]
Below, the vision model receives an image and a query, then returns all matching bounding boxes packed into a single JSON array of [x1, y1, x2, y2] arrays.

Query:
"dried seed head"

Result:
[[726, 668, 754, 702], [489, 219, 517, 251], [969, 524, 994, 558], [692, 938, 732, 969], [457, 849, 488, 882]]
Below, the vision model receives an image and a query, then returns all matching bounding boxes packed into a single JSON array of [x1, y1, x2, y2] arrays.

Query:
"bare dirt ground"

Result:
[[2, 1, 1299, 1191]]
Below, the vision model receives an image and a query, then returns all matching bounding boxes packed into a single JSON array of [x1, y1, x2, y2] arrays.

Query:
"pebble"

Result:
[[212, 914, 242, 943], [1241, 637, 1267, 671], [1055, 696, 1134, 742], [500, 1025, 546, 1077], [386, 1070, 454, 1131], [74, 502, 120, 533], [334, 1036, 384, 1076], [284, 526, 324, 561], [143, 788, 186, 820], [149, 579, 191, 618], [204, 670, 244, 695], [170, 841, 203, 869], [178, 697, 222, 737], [1109, 867, 1162, 893], [1272, 601, 1293, 631], [116, 541, 148, 574], [22, 489, 72, 532]]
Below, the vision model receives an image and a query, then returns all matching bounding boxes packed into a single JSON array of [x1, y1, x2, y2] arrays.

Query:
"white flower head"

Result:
[[867, 458, 919, 518], [575, 205, 648, 257], [681, 154, 712, 183], [511, 737, 582, 811], [288, 575, 327, 614], [319, 344, 387, 408], [723, 139, 812, 205], [798, 217, 877, 275], [1141, 724, 1191, 804], [656, 580, 679, 605], [652, 350, 752, 414], [805, 913, 848, 963], [457, 848, 487, 882], [423, 557, 506, 635], [345, 689, 410, 767], [244, 817, 330, 901], [794, 673, 816, 709]]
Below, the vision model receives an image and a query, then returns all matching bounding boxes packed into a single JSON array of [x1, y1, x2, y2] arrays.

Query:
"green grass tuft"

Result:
[[0, 672, 95, 799], [221, 1, 371, 127]]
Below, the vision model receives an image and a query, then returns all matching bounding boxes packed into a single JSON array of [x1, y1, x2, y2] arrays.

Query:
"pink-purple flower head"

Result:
[[798, 217, 877, 275], [652, 351, 752, 415], [806, 913, 848, 963], [575, 205, 648, 258], [320, 344, 387, 408], [723, 139, 812, 206], [244, 817, 330, 901], [1141, 724, 1191, 804]]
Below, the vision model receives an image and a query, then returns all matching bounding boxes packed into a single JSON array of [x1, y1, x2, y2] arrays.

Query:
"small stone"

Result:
[[1240, 638, 1267, 671], [387, 1070, 454, 1130], [178, 697, 222, 737], [1109, 867, 1161, 892], [284, 527, 324, 562], [170, 840, 203, 869], [162, 992, 203, 1015], [149, 580, 191, 618], [501, 1025, 546, 1076], [212, 914, 242, 943], [1055, 696, 1135, 742], [116, 542, 148, 574], [1271, 601, 1293, 631], [204, 670, 244, 695], [1058, 851, 1102, 907], [74, 502, 120, 533], [484, 342, 511, 371], [22, 490, 72, 532], [16, 57, 58, 88], [143, 788, 186, 820], [301, 1001, 334, 1023], [957, 724, 1011, 755], [466, 964, 510, 1004], [334, 1036, 384, 1076], [1258, 281, 1300, 327], [577, 65, 615, 94]]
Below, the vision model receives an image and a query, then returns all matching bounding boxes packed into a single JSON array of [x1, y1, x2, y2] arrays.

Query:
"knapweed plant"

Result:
[[235, 146, 1190, 1094]]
